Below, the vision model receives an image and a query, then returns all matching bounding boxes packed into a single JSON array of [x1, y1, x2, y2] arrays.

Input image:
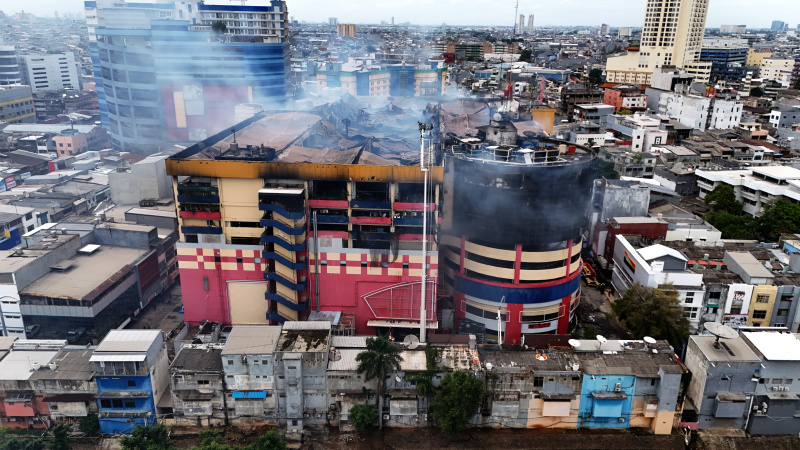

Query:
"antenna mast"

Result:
[[514, 0, 520, 35], [418, 122, 433, 344]]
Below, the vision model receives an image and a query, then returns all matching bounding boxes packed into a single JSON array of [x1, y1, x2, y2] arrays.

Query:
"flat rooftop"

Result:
[[29, 347, 96, 381], [172, 347, 224, 372], [742, 331, 800, 361], [20, 245, 147, 301], [690, 335, 760, 363], [94, 330, 162, 354], [0, 350, 60, 380], [0, 234, 80, 274], [222, 326, 281, 355]]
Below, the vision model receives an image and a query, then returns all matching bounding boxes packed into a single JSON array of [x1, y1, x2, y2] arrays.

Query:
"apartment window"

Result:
[[236, 257, 243, 264], [127, 380, 136, 387], [752, 310, 767, 319], [100, 400, 112, 408], [755, 294, 770, 303], [197, 380, 210, 385], [533, 376, 544, 388], [124, 399, 135, 408], [227, 359, 234, 365], [112, 400, 123, 408]]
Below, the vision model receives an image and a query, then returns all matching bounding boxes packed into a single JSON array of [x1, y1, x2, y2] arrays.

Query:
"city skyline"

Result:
[[1, 0, 795, 28]]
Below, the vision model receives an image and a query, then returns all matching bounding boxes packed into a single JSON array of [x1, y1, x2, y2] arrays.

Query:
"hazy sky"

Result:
[[1, 0, 794, 28]]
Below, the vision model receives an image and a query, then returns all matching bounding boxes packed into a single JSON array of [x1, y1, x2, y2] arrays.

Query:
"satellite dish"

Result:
[[643, 336, 657, 345], [403, 334, 420, 350], [596, 335, 608, 344], [395, 376, 402, 382], [485, 363, 493, 370], [568, 339, 581, 348], [706, 322, 738, 340]]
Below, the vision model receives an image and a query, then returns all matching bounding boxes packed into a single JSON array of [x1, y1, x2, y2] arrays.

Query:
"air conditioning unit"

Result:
[[614, 383, 622, 392], [383, 415, 390, 420], [618, 417, 626, 423]]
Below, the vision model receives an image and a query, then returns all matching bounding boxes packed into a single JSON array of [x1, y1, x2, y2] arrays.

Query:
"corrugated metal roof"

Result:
[[327, 349, 364, 372], [331, 336, 368, 349], [282, 321, 331, 331], [232, 390, 268, 399], [0, 350, 59, 380], [222, 326, 281, 355], [95, 330, 162, 353]]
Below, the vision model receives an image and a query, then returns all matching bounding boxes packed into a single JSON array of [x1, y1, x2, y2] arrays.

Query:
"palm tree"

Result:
[[356, 335, 403, 429]]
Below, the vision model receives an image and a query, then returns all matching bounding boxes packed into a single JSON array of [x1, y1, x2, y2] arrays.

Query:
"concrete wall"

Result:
[[109, 155, 172, 204]]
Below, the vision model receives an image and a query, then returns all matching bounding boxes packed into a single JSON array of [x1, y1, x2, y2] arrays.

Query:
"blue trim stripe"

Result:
[[262, 251, 305, 270], [264, 272, 306, 291], [454, 274, 580, 305], [258, 203, 305, 219], [260, 219, 305, 235], [232, 391, 268, 399], [260, 235, 306, 252], [265, 293, 307, 311]]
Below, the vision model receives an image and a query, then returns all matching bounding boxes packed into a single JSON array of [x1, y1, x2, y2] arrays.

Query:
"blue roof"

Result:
[[232, 391, 268, 399]]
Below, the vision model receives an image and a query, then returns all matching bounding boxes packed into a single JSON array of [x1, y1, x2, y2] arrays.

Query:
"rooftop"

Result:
[[0, 350, 60, 380], [221, 326, 281, 355], [689, 335, 760, 363], [742, 331, 800, 361], [29, 347, 96, 381], [94, 330, 162, 354], [20, 245, 147, 301], [171, 347, 224, 372], [327, 348, 363, 372], [276, 322, 330, 353]]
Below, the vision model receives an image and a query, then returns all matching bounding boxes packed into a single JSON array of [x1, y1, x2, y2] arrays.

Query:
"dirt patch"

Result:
[[696, 434, 800, 450]]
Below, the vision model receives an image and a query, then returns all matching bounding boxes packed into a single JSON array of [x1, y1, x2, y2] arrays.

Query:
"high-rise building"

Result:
[[0, 84, 34, 124], [600, 23, 609, 35], [337, 23, 356, 37], [329, 17, 337, 26], [85, 0, 290, 153], [19, 52, 79, 93], [0, 45, 21, 85], [518, 14, 525, 35], [527, 14, 534, 33], [606, 0, 712, 84], [771, 20, 786, 31], [699, 38, 749, 82]]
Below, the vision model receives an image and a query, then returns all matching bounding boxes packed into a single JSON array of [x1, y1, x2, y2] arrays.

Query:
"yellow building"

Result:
[[337, 23, 355, 37], [747, 285, 778, 327], [747, 49, 772, 67], [606, 0, 711, 84]]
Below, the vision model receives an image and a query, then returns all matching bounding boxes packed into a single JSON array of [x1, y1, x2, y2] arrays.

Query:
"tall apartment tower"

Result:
[[606, 0, 712, 84], [19, 52, 80, 93], [0, 45, 21, 85], [518, 14, 525, 35], [85, 0, 290, 153], [527, 14, 534, 33]]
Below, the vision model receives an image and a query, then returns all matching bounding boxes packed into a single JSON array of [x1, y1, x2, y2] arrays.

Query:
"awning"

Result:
[[90, 354, 147, 362], [232, 391, 267, 399], [591, 390, 628, 400], [43, 394, 96, 403], [367, 319, 439, 329]]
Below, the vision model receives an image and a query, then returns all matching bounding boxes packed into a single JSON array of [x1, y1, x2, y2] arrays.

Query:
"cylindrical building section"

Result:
[[440, 142, 596, 344], [0, 45, 21, 85]]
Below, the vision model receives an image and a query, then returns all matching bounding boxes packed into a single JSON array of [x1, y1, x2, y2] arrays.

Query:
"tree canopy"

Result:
[[349, 403, 378, 430], [749, 86, 765, 97], [704, 185, 800, 241], [120, 424, 175, 450], [588, 68, 604, 85], [597, 159, 620, 180], [356, 335, 403, 429], [429, 371, 484, 435], [518, 49, 532, 62], [611, 284, 689, 350], [191, 429, 286, 450]]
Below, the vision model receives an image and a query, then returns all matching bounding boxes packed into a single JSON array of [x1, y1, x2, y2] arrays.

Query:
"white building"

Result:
[[611, 235, 705, 329], [605, 113, 667, 152], [696, 166, 800, 216], [606, 0, 711, 84], [657, 89, 743, 131], [719, 25, 746, 34], [759, 58, 795, 84], [19, 53, 79, 93], [769, 105, 800, 129]]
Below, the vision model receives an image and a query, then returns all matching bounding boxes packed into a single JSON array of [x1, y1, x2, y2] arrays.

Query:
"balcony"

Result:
[[394, 217, 424, 226], [260, 218, 306, 235], [351, 200, 391, 210], [265, 290, 308, 311], [178, 194, 220, 204], [181, 226, 222, 235], [260, 234, 306, 252], [308, 199, 349, 209], [179, 210, 221, 220], [315, 215, 349, 224], [177, 184, 218, 195], [262, 250, 306, 270], [393, 202, 435, 211], [351, 216, 391, 225], [258, 202, 305, 219], [264, 272, 307, 291]]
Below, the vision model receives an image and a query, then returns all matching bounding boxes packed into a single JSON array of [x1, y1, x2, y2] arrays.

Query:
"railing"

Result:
[[315, 215, 349, 224], [263, 272, 307, 291], [350, 200, 391, 209], [351, 216, 391, 225], [177, 195, 220, 204], [258, 203, 305, 219], [260, 235, 306, 252], [179, 210, 221, 220], [260, 218, 306, 235], [262, 251, 305, 270], [181, 226, 222, 235], [265, 291, 307, 311]]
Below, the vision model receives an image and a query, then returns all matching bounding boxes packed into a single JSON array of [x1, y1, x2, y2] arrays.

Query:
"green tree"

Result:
[[704, 185, 743, 215], [518, 49, 532, 62], [366, 44, 377, 53], [429, 371, 483, 435], [749, 86, 764, 97], [192, 430, 235, 450], [611, 284, 690, 350], [211, 21, 227, 33], [78, 414, 100, 436], [356, 335, 403, 429], [0, 428, 46, 450], [705, 210, 757, 240], [245, 429, 286, 450], [584, 326, 597, 340], [597, 159, 620, 180], [349, 403, 378, 431], [50, 424, 72, 450], [120, 424, 175, 450], [794, 78, 800, 90], [757, 200, 800, 241], [588, 68, 604, 85], [406, 345, 448, 398]]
